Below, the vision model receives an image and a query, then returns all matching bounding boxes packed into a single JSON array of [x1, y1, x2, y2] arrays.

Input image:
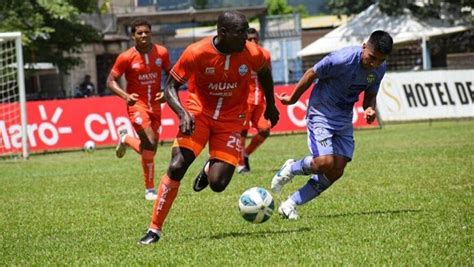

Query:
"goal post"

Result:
[[0, 32, 28, 159]]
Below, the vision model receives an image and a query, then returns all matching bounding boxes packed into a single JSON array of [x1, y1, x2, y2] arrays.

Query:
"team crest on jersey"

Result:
[[367, 74, 376, 84], [239, 64, 248, 76], [205, 67, 215, 75], [155, 58, 162, 67]]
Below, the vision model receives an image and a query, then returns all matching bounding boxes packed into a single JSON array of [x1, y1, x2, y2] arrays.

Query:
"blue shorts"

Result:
[[307, 121, 354, 161]]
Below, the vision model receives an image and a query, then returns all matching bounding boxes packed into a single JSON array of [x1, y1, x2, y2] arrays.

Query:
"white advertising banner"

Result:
[[378, 69, 474, 121]]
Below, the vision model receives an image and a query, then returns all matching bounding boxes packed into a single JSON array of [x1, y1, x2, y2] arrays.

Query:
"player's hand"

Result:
[[264, 103, 279, 127], [179, 111, 195, 135], [275, 92, 293, 105], [126, 93, 139, 106], [155, 91, 166, 103], [364, 107, 377, 124]]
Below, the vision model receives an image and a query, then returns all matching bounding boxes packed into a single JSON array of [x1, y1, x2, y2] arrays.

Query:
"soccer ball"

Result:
[[238, 187, 274, 223], [83, 140, 95, 152]]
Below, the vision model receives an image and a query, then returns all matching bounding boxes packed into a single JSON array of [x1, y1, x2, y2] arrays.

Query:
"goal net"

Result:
[[0, 32, 28, 159]]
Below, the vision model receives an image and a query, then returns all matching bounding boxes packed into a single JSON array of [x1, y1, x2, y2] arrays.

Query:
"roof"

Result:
[[301, 15, 348, 29], [298, 4, 469, 57]]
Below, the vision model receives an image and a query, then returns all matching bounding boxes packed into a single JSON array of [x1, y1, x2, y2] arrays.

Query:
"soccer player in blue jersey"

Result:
[[271, 30, 393, 219]]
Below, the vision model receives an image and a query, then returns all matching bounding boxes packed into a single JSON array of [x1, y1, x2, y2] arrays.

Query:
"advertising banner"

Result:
[[0, 84, 377, 154], [378, 69, 474, 121]]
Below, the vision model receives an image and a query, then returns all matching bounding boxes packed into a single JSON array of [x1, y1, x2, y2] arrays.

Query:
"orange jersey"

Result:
[[247, 47, 271, 106], [111, 44, 171, 111], [170, 37, 267, 121]]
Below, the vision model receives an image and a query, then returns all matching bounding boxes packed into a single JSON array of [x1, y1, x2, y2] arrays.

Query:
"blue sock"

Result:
[[290, 156, 313, 175], [291, 174, 332, 205]]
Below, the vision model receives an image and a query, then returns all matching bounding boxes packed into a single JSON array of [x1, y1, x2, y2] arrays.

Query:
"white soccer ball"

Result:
[[83, 140, 95, 152], [238, 187, 274, 223]]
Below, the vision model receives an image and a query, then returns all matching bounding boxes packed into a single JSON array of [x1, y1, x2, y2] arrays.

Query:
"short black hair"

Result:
[[217, 11, 246, 29], [368, 30, 393, 55], [131, 19, 151, 34]]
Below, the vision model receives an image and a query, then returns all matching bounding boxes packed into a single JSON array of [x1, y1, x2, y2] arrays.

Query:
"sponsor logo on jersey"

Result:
[[367, 73, 375, 84], [138, 72, 158, 81], [205, 67, 215, 75], [239, 64, 248, 76], [208, 82, 238, 91]]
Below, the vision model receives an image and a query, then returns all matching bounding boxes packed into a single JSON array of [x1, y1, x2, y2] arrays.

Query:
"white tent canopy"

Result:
[[298, 4, 468, 57]]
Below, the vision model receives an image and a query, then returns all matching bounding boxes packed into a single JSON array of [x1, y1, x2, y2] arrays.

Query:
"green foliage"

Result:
[[194, 0, 208, 9], [0, 0, 101, 73], [265, 0, 309, 17], [1, 120, 473, 265], [327, 0, 473, 23]]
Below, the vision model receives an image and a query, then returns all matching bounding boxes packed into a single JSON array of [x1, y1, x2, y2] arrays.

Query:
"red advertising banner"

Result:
[[0, 84, 378, 154]]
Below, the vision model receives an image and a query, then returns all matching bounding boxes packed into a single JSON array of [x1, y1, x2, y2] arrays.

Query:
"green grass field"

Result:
[[1, 120, 473, 265]]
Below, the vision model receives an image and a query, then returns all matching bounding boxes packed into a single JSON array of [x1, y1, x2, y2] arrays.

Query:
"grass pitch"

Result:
[[1, 120, 473, 265]]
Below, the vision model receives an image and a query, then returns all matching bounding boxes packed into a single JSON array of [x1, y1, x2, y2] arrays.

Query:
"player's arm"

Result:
[[107, 73, 138, 106], [156, 51, 173, 103], [257, 65, 279, 127], [164, 76, 194, 135], [363, 91, 377, 124], [277, 68, 317, 105]]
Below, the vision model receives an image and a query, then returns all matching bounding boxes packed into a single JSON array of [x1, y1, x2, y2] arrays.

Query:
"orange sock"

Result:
[[124, 135, 141, 153], [245, 134, 267, 156], [141, 150, 155, 189], [149, 174, 180, 231], [238, 136, 246, 166]]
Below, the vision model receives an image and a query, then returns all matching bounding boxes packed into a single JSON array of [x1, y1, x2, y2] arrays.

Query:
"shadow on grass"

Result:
[[190, 227, 312, 241], [310, 208, 423, 219]]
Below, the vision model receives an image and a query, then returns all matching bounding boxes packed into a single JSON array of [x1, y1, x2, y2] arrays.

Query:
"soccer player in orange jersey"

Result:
[[138, 11, 280, 245], [236, 28, 273, 174], [107, 19, 171, 201]]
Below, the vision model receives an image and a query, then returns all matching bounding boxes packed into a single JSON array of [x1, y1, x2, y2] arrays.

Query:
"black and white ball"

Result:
[[238, 187, 274, 223], [83, 140, 96, 153]]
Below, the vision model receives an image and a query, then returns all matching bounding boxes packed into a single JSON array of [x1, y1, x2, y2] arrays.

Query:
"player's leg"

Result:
[[271, 125, 335, 194], [140, 120, 208, 244], [279, 128, 354, 219], [236, 104, 253, 173], [244, 104, 271, 170], [116, 105, 148, 158], [137, 124, 159, 200], [115, 128, 140, 157], [197, 118, 243, 192], [139, 147, 196, 245], [207, 159, 236, 192]]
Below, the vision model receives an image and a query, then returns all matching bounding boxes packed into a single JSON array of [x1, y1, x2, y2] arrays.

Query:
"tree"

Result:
[[265, 0, 309, 17], [0, 0, 102, 74], [326, 0, 473, 23]]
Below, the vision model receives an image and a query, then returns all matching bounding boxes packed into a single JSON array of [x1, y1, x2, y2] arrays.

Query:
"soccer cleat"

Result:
[[115, 129, 128, 158], [243, 155, 250, 171], [145, 189, 157, 201], [278, 199, 299, 220], [193, 161, 209, 192], [271, 159, 296, 194], [138, 230, 160, 245], [236, 165, 249, 174]]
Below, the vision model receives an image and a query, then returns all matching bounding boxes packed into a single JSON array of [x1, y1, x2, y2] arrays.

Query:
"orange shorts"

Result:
[[127, 101, 161, 134], [243, 103, 272, 131], [172, 113, 244, 166]]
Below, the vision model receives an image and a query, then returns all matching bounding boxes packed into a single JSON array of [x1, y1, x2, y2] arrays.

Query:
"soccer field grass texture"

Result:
[[1, 121, 472, 265]]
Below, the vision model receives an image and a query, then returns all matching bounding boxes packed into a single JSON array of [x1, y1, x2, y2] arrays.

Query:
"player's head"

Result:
[[361, 30, 393, 70], [130, 19, 152, 48], [216, 11, 249, 53], [247, 28, 260, 44]]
